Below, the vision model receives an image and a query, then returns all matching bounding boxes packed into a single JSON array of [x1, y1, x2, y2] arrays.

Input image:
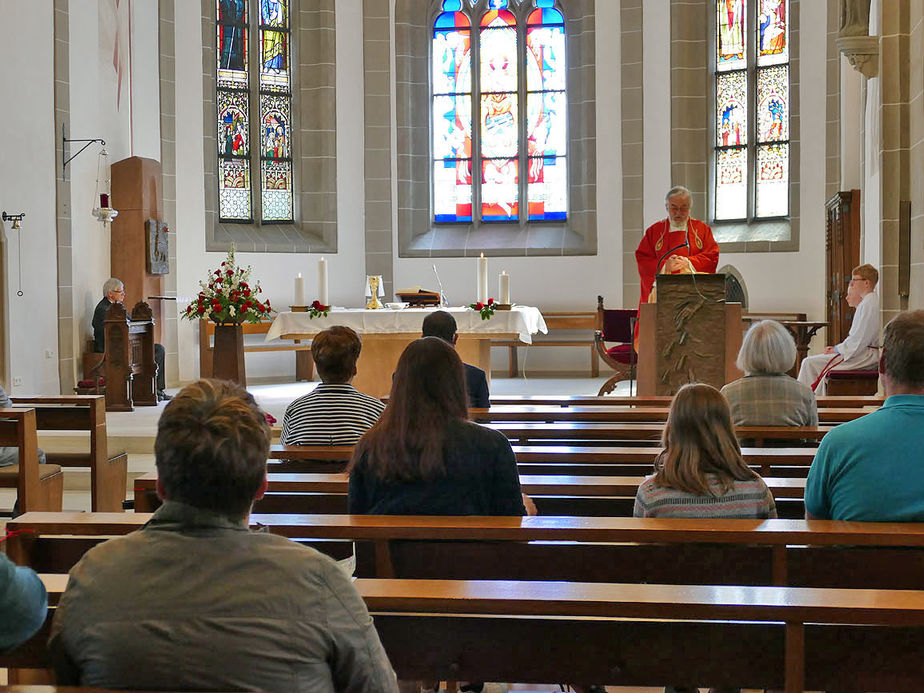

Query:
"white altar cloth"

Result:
[[265, 306, 547, 344]]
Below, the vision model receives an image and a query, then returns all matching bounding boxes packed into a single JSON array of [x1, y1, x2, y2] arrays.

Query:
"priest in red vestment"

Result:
[[636, 186, 720, 304], [633, 186, 720, 347]]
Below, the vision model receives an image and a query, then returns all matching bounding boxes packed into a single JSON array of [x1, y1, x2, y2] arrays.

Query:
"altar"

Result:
[[265, 306, 547, 397]]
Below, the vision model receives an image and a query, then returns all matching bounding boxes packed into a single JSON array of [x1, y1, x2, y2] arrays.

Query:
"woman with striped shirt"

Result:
[[634, 383, 777, 519]]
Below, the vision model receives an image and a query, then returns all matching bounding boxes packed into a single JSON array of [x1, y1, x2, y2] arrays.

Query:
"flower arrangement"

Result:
[[182, 246, 273, 324], [308, 299, 330, 319], [469, 297, 496, 320]]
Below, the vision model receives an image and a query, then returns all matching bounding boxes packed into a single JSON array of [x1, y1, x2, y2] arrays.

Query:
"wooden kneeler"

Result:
[[0, 408, 63, 513]]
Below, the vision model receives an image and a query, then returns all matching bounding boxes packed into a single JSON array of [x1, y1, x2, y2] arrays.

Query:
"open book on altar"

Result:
[[395, 287, 441, 306]]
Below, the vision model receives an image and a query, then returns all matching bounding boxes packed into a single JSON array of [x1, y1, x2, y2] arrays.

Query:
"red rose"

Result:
[[226, 269, 233, 276], [475, 302, 484, 310], [243, 289, 251, 297], [487, 298, 494, 305], [197, 305, 206, 314]]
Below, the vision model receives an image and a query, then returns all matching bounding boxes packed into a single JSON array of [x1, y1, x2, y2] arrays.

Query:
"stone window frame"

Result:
[[201, 0, 338, 253], [396, 0, 596, 258], [706, 0, 801, 252]]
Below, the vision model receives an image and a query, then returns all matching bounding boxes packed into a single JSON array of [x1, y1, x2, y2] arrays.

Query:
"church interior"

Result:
[[2, 0, 924, 691]]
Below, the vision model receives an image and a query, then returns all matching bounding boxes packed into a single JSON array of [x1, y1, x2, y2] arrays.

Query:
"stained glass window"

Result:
[[713, 0, 789, 223], [431, 0, 568, 225], [216, 0, 294, 224]]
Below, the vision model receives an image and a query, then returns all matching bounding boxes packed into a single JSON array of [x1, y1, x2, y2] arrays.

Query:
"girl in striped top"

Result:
[[634, 383, 777, 519]]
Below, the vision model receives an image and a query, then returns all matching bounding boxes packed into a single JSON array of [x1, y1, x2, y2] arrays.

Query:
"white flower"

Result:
[[229, 306, 236, 317]]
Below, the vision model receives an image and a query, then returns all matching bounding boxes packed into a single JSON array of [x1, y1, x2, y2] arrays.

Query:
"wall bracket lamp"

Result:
[[61, 123, 106, 181]]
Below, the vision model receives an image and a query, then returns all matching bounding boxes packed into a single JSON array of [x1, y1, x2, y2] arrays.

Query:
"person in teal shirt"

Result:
[[0, 552, 48, 652], [806, 310, 924, 521]]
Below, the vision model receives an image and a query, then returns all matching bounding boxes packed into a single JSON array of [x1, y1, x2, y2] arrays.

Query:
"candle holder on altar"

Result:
[[365, 275, 385, 310]]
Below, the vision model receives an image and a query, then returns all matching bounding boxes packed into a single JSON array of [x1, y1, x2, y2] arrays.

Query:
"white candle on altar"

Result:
[[318, 257, 328, 305], [294, 273, 305, 306], [477, 253, 488, 303], [499, 271, 510, 305]]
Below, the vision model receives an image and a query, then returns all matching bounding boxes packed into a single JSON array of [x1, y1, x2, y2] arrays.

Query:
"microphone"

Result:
[[432, 264, 449, 307], [656, 238, 690, 274]]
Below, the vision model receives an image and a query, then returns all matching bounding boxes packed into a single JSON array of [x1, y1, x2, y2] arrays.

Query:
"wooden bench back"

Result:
[[12, 513, 924, 591]]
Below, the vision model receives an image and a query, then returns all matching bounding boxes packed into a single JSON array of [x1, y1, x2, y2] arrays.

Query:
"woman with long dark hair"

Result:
[[634, 383, 777, 519], [348, 337, 525, 516]]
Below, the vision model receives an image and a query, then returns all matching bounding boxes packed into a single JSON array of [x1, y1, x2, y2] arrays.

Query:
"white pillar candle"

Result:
[[294, 273, 305, 306], [318, 257, 328, 305], [499, 271, 510, 304], [477, 252, 488, 303]]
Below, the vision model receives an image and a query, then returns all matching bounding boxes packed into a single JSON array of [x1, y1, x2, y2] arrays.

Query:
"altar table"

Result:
[[266, 307, 547, 397]]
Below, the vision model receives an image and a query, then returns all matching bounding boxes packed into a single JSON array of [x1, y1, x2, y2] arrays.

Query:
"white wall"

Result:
[[67, 0, 136, 386], [0, 3, 59, 394], [722, 0, 830, 352]]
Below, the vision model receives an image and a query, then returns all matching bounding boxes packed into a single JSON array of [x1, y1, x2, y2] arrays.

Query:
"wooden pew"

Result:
[[489, 422, 833, 447], [13, 575, 924, 692], [473, 405, 873, 424], [14, 513, 924, 591], [489, 394, 885, 408], [266, 443, 817, 477], [131, 471, 808, 517], [11, 396, 125, 512], [0, 409, 63, 512]]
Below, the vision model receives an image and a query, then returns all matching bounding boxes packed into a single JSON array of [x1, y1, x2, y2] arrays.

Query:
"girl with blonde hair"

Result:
[[634, 383, 777, 519]]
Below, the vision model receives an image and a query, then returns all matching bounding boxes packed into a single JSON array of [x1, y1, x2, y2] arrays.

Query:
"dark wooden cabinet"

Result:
[[824, 190, 861, 346]]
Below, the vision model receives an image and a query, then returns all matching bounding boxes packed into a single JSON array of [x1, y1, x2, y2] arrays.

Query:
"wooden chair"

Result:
[[0, 408, 63, 513], [594, 296, 636, 395]]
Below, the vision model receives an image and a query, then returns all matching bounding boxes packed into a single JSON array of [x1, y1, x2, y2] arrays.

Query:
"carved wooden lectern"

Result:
[[102, 302, 158, 412], [636, 274, 743, 396]]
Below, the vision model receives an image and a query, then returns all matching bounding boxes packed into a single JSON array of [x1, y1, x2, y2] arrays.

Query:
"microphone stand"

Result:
[[656, 239, 690, 273], [432, 264, 449, 307]]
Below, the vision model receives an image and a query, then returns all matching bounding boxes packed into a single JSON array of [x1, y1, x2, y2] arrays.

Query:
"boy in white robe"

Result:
[[798, 264, 880, 396]]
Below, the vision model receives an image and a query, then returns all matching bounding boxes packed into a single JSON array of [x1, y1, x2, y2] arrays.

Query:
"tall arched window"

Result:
[[431, 0, 568, 225], [216, 0, 294, 224], [713, 0, 789, 222]]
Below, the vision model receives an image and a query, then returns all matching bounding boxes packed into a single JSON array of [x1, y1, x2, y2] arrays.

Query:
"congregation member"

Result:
[[798, 263, 880, 395], [634, 383, 777, 520], [50, 378, 397, 692], [349, 337, 524, 693], [805, 310, 924, 521], [421, 310, 490, 408], [92, 277, 170, 401], [721, 319, 818, 426], [349, 337, 525, 516], [281, 325, 385, 446], [0, 552, 47, 652]]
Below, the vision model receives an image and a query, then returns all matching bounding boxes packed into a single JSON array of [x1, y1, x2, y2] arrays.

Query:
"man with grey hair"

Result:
[[635, 186, 719, 307], [721, 320, 817, 426], [92, 277, 170, 401], [805, 310, 924, 521]]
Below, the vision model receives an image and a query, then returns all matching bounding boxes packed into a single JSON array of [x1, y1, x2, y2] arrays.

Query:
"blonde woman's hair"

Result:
[[736, 320, 796, 375], [653, 383, 756, 496]]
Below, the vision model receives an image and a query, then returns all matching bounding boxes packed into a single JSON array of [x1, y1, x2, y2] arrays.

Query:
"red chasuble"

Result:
[[635, 218, 719, 304]]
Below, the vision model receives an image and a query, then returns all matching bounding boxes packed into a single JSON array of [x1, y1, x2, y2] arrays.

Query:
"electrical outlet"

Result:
[[12, 376, 22, 386], [45, 349, 55, 359]]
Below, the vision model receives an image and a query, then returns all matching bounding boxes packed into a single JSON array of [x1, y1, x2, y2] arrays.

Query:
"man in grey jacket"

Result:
[[50, 378, 398, 693]]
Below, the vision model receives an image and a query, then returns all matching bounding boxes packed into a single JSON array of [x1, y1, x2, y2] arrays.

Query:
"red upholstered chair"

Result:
[[594, 296, 637, 396]]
